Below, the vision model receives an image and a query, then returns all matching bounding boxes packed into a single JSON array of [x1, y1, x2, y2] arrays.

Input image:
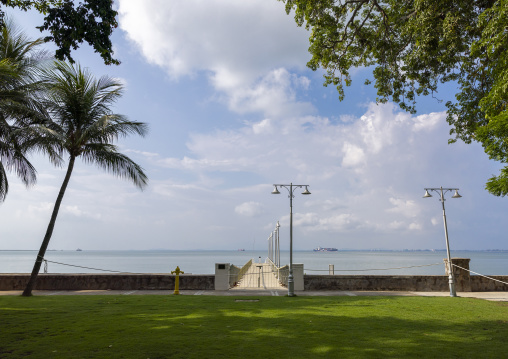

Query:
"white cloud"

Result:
[[148, 101, 479, 245], [28, 202, 53, 214], [235, 202, 264, 217], [64, 206, 102, 220], [409, 222, 423, 230], [386, 198, 419, 218], [412, 112, 442, 132], [118, 1, 313, 118], [118, 0, 309, 82], [342, 142, 366, 168]]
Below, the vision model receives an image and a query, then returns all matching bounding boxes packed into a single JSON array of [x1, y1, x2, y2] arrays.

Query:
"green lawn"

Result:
[[1, 295, 507, 358]]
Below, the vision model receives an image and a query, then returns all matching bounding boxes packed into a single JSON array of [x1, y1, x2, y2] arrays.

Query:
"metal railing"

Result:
[[229, 259, 253, 288], [267, 258, 288, 287]]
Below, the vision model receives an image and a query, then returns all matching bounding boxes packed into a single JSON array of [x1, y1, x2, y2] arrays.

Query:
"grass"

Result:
[[1, 295, 507, 358]]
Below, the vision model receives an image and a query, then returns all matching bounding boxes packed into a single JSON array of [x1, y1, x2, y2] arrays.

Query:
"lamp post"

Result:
[[275, 221, 280, 267], [423, 186, 462, 297], [272, 183, 311, 296], [268, 232, 273, 262]]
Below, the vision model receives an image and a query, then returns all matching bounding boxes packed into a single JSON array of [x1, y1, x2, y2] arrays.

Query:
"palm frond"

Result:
[[81, 143, 148, 190], [0, 162, 7, 202], [81, 115, 148, 144], [0, 18, 53, 201]]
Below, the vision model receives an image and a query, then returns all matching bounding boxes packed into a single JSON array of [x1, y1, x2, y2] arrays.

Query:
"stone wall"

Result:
[[0, 274, 214, 291], [304, 275, 451, 291], [1, 273, 507, 291], [303, 274, 508, 292], [471, 276, 508, 291]]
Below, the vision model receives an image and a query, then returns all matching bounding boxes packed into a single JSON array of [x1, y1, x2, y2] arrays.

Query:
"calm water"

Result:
[[1, 250, 508, 275]]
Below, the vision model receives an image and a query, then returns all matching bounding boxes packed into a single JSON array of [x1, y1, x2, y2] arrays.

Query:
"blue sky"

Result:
[[1, 0, 506, 251]]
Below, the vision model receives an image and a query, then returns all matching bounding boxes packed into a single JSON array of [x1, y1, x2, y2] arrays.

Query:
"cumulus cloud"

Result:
[[235, 202, 264, 217], [152, 102, 455, 239], [118, 1, 313, 118], [386, 198, 419, 218], [118, 0, 309, 81]]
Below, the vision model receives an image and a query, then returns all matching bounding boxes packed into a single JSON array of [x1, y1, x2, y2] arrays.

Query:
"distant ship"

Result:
[[76, 248, 82, 251], [313, 246, 338, 252], [237, 249, 245, 251]]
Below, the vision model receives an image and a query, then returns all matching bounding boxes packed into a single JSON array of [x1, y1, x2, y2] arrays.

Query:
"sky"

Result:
[[1, 0, 506, 251]]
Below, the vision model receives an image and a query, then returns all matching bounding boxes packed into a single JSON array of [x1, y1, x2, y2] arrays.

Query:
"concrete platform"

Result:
[[1, 289, 507, 301]]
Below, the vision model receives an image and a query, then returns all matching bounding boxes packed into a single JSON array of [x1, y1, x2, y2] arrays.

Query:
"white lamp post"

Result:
[[423, 186, 462, 297], [275, 221, 280, 267], [272, 183, 311, 296]]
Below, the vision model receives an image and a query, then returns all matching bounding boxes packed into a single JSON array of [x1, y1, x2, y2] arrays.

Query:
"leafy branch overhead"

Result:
[[0, 0, 119, 65], [281, 0, 508, 196]]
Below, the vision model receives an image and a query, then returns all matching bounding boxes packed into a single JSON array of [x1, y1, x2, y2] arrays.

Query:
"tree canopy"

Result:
[[0, 0, 119, 65], [0, 18, 59, 202], [281, 0, 508, 196]]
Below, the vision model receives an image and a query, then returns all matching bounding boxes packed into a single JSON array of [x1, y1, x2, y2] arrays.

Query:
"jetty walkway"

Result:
[[231, 263, 285, 290]]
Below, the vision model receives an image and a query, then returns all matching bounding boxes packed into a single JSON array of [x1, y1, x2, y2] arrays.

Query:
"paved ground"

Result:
[[1, 289, 507, 301]]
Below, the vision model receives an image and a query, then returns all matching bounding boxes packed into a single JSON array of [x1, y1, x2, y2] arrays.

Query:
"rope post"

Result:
[[445, 258, 471, 292], [171, 266, 184, 295], [329, 264, 334, 275], [44, 260, 48, 274]]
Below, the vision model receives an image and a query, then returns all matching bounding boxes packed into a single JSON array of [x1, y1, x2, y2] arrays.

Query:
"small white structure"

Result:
[[214, 263, 230, 290]]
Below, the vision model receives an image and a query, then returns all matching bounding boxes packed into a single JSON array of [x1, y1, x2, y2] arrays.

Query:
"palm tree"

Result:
[[0, 19, 54, 202], [22, 61, 148, 296]]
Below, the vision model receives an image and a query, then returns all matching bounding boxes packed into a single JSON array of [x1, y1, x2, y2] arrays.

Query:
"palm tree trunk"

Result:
[[22, 156, 76, 296]]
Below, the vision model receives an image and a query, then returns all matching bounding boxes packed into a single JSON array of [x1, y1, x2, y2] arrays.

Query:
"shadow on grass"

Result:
[[0, 295, 507, 358]]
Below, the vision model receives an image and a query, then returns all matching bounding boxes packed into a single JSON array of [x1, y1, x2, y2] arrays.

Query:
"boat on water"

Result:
[[76, 248, 82, 251], [313, 246, 338, 252]]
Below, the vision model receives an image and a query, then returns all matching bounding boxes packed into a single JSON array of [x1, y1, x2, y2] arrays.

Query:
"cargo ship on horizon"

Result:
[[313, 246, 338, 252]]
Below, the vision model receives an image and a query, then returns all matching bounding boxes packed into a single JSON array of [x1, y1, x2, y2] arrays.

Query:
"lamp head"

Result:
[[452, 190, 462, 198], [423, 189, 432, 198], [271, 186, 280, 194], [301, 186, 311, 195]]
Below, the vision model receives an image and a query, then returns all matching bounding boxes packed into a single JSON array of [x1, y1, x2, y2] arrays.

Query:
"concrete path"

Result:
[[1, 290, 507, 301], [231, 263, 285, 290]]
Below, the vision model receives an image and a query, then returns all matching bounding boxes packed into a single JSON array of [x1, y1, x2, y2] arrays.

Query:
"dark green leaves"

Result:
[[0, 0, 119, 65], [281, 0, 508, 196]]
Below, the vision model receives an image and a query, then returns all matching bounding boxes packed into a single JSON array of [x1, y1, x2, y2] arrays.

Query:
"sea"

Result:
[[1, 250, 508, 276]]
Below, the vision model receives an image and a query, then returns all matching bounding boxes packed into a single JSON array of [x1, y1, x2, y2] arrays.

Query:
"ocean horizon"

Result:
[[1, 249, 507, 276]]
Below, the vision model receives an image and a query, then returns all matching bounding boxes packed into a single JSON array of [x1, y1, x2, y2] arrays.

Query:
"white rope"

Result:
[[452, 264, 508, 286], [39, 256, 145, 274], [306, 263, 442, 272]]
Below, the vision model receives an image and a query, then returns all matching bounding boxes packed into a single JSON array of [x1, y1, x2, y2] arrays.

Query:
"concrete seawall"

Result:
[[0, 274, 214, 291], [1, 273, 507, 291], [1, 256, 506, 292], [304, 275, 508, 292]]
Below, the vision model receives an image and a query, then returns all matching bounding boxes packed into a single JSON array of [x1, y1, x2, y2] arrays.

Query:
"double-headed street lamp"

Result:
[[423, 187, 462, 297], [272, 183, 311, 296]]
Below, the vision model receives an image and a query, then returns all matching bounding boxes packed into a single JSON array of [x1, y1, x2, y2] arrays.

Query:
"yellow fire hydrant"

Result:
[[171, 266, 184, 295]]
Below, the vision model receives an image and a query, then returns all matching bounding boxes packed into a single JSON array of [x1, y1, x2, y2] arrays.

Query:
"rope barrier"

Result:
[[36, 256, 508, 288], [39, 256, 144, 274], [306, 262, 442, 272], [452, 264, 508, 286]]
